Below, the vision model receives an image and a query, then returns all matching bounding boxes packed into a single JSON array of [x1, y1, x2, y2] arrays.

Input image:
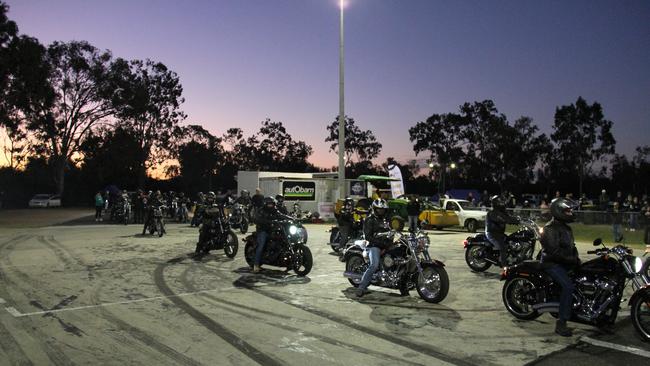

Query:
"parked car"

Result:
[[28, 194, 61, 208], [419, 198, 486, 232]]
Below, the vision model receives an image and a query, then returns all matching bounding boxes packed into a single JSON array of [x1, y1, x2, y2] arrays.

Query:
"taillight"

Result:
[[463, 239, 468, 248], [500, 267, 508, 279]]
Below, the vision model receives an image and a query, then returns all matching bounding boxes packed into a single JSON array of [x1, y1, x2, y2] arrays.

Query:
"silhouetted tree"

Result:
[[550, 97, 616, 197], [109, 58, 186, 188], [325, 116, 382, 166]]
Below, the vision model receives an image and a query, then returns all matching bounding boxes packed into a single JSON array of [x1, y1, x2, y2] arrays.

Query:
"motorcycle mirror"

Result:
[[593, 238, 603, 246]]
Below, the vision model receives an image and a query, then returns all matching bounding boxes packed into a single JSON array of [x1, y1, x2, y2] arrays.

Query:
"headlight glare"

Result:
[[634, 257, 643, 273], [289, 225, 298, 235]]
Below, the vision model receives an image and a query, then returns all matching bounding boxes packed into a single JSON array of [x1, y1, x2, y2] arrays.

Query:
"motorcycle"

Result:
[[463, 217, 540, 272], [176, 200, 189, 223], [194, 205, 238, 258], [291, 202, 316, 223], [343, 230, 449, 303], [501, 238, 650, 341], [228, 203, 249, 234], [244, 217, 312, 276], [143, 205, 166, 237], [119, 199, 132, 225]]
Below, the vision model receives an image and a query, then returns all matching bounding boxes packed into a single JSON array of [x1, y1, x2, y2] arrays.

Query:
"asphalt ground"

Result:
[[0, 209, 648, 365]]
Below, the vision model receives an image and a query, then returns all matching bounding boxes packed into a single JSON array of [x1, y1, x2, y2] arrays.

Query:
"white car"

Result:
[[28, 194, 62, 208], [440, 198, 487, 232]]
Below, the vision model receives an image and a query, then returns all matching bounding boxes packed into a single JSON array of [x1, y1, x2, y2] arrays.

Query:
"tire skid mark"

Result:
[[0, 318, 34, 366], [182, 265, 426, 366], [154, 262, 284, 366], [213, 267, 487, 366]]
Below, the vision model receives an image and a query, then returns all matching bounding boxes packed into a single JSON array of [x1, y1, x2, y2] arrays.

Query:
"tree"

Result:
[[325, 116, 382, 166], [19, 41, 115, 195], [174, 125, 223, 193], [109, 58, 186, 188], [409, 113, 467, 194], [551, 97, 616, 197]]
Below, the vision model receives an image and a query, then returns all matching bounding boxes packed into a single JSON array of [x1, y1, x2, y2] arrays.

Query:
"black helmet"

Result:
[[241, 189, 249, 196], [550, 198, 578, 223], [371, 198, 388, 217], [275, 194, 285, 202], [263, 196, 276, 210], [491, 195, 505, 211], [343, 197, 354, 208]]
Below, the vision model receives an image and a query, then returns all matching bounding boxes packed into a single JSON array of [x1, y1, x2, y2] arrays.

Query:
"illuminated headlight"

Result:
[[634, 257, 643, 273], [289, 225, 299, 235]]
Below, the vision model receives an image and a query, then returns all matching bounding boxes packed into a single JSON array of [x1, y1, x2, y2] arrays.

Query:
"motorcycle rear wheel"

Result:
[[223, 230, 239, 258], [416, 264, 449, 303], [630, 290, 650, 342], [502, 276, 541, 320], [293, 246, 313, 277], [465, 245, 492, 272], [156, 220, 164, 237], [345, 254, 366, 287]]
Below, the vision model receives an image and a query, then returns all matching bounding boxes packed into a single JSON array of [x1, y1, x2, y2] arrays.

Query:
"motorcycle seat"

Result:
[[509, 260, 552, 272]]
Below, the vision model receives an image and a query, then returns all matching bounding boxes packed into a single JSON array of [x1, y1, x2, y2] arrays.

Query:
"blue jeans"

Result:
[[545, 265, 575, 322], [408, 216, 418, 231], [359, 247, 381, 291], [255, 231, 269, 266]]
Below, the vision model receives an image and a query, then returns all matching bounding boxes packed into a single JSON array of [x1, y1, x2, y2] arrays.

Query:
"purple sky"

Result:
[[6, 0, 650, 169]]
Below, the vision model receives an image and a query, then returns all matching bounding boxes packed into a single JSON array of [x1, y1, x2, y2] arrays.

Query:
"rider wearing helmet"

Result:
[[337, 197, 355, 250], [540, 197, 580, 337], [253, 197, 281, 273], [356, 198, 391, 297], [275, 195, 289, 215], [486, 195, 520, 267]]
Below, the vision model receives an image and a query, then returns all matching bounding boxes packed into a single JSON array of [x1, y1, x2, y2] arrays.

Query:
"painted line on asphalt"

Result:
[[2, 273, 332, 318], [581, 336, 650, 358]]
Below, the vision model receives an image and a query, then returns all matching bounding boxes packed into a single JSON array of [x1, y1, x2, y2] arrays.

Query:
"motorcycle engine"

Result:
[[383, 255, 395, 269], [575, 276, 618, 320]]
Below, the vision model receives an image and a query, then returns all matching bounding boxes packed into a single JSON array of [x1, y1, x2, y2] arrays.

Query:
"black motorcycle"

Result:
[[194, 205, 238, 258], [343, 230, 449, 303], [502, 238, 650, 341], [228, 203, 249, 234], [244, 217, 312, 276], [464, 217, 540, 272], [113, 198, 131, 225], [329, 217, 364, 253], [143, 205, 165, 237]]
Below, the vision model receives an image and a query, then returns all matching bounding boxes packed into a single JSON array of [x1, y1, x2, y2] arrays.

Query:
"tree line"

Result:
[[1, 2, 648, 207]]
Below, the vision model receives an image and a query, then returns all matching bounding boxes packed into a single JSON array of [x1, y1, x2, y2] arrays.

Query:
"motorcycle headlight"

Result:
[[289, 225, 298, 235], [634, 256, 643, 273]]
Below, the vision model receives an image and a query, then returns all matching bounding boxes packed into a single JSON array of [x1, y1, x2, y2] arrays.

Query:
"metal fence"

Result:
[[505, 208, 647, 228]]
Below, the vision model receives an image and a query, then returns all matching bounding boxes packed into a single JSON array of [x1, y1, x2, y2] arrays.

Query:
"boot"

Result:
[[253, 265, 262, 273], [555, 320, 573, 337]]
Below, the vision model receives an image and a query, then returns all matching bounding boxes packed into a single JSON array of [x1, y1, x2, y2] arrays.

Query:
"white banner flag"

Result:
[[387, 164, 405, 198]]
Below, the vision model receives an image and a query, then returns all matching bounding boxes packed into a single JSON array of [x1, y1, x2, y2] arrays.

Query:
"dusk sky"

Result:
[[6, 0, 650, 169]]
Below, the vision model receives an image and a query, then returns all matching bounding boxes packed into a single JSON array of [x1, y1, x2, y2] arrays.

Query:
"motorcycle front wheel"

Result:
[[244, 238, 255, 267], [329, 228, 340, 252], [416, 264, 449, 303], [223, 230, 239, 258], [293, 246, 313, 277], [502, 276, 541, 320], [465, 244, 492, 272], [156, 220, 164, 237], [345, 254, 366, 287], [630, 289, 650, 342], [240, 219, 248, 234]]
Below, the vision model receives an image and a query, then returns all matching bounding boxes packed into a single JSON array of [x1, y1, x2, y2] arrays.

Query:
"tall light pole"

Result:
[[337, 0, 346, 199]]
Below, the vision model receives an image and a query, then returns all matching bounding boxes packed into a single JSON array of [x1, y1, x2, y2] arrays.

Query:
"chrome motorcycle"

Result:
[[502, 238, 650, 341], [228, 203, 249, 234], [343, 230, 449, 303], [464, 217, 540, 272]]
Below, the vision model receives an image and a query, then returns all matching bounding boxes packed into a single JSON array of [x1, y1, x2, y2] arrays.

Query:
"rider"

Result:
[[486, 195, 520, 267], [337, 197, 355, 250], [275, 194, 289, 215], [253, 197, 282, 273], [540, 197, 580, 337], [356, 198, 391, 297], [142, 191, 163, 234]]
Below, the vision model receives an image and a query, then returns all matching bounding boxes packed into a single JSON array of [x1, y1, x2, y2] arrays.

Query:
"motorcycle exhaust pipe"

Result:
[[343, 271, 362, 280], [532, 302, 560, 314]]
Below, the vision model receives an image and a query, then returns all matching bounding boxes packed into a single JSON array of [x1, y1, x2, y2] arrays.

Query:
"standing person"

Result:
[[539, 198, 580, 337], [466, 192, 475, 206], [629, 196, 641, 232], [480, 190, 490, 208], [251, 188, 264, 220], [94, 192, 104, 222], [134, 189, 144, 224], [643, 202, 650, 245], [611, 202, 624, 243], [337, 197, 355, 250], [356, 199, 391, 297], [539, 199, 550, 221], [406, 196, 421, 232]]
